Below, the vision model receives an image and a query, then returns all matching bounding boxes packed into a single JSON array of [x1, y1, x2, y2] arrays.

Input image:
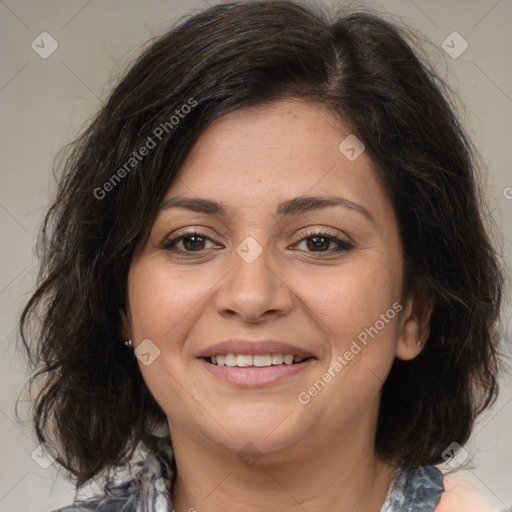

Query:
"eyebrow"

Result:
[[160, 195, 375, 224]]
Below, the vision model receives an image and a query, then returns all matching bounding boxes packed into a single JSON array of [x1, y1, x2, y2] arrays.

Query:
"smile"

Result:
[[207, 354, 311, 367], [199, 356, 315, 387]]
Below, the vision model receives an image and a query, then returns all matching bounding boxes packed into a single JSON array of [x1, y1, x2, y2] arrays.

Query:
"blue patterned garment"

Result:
[[53, 436, 445, 512], [380, 465, 443, 511]]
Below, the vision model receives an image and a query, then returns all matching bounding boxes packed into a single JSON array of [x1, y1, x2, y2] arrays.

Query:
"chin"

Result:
[[202, 404, 306, 458]]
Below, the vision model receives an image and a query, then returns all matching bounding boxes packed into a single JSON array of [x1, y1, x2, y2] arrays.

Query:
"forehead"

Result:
[[167, 98, 392, 222]]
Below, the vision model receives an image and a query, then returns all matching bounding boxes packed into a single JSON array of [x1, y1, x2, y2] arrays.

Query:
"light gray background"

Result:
[[0, 0, 511, 510]]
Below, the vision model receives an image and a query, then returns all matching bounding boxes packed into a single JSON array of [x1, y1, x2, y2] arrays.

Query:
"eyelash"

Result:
[[161, 228, 354, 256]]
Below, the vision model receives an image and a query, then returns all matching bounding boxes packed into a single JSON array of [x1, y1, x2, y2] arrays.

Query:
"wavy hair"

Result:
[[19, 0, 503, 492]]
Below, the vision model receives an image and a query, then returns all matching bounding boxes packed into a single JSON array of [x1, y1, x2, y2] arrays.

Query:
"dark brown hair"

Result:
[[19, 0, 503, 492]]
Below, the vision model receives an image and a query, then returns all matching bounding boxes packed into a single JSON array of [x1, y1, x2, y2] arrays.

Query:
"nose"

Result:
[[214, 238, 294, 323]]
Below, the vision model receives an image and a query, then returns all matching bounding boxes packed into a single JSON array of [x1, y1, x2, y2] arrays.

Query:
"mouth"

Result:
[[204, 354, 314, 367], [199, 356, 316, 387], [196, 339, 317, 387]]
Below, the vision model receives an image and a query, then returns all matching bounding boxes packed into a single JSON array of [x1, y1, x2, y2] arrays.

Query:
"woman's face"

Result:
[[122, 98, 424, 459]]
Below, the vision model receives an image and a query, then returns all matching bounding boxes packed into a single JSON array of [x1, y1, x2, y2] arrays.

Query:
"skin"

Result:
[[437, 473, 500, 511], [121, 98, 435, 511]]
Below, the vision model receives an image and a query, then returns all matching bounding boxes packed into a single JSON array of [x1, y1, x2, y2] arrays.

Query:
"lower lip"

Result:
[[198, 358, 315, 387]]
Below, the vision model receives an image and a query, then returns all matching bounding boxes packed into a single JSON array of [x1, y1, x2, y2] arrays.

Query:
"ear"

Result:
[[396, 278, 433, 361]]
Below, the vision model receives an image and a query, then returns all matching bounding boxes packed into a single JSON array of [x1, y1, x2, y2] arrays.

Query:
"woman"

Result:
[[20, 1, 507, 511]]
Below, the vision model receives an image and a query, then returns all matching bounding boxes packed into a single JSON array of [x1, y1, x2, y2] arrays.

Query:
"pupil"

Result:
[[184, 235, 204, 251], [308, 236, 328, 251]]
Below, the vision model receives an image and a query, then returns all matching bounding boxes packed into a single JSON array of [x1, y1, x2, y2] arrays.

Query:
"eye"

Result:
[[161, 229, 219, 253], [292, 229, 354, 254], [161, 228, 354, 256]]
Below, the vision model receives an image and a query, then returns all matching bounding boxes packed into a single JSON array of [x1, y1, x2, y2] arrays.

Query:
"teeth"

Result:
[[209, 353, 308, 367], [236, 354, 253, 367], [271, 354, 284, 365], [225, 353, 237, 366], [253, 355, 272, 367], [283, 355, 293, 365]]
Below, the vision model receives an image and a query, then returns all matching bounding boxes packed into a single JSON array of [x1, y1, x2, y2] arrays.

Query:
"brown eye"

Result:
[[162, 230, 217, 253], [306, 235, 331, 251], [294, 231, 354, 254], [181, 235, 207, 251]]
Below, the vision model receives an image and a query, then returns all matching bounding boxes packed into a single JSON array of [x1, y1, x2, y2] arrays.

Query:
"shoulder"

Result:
[[435, 470, 502, 512]]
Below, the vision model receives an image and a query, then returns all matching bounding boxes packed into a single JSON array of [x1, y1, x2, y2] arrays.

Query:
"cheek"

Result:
[[126, 261, 211, 417], [296, 260, 401, 417], [127, 259, 215, 344], [300, 258, 402, 405], [303, 256, 401, 342]]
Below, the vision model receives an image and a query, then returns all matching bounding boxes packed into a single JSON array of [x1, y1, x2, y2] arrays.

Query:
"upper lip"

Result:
[[197, 339, 315, 359]]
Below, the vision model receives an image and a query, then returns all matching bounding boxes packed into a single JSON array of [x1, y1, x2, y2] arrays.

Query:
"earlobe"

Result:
[[396, 280, 433, 361], [396, 315, 424, 360]]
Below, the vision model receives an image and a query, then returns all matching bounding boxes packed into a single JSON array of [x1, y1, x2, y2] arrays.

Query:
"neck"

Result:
[[169, 424, 396, 512]]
